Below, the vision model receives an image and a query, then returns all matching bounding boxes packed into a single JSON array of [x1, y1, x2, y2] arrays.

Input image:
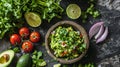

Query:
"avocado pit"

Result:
[[0, 54, 10, 64]]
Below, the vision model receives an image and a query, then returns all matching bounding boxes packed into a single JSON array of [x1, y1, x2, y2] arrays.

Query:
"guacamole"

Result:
[[50, 26, 86, 59]]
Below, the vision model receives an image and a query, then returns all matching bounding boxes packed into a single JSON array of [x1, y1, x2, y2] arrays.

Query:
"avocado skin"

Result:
[[16, 54, 32, 67]]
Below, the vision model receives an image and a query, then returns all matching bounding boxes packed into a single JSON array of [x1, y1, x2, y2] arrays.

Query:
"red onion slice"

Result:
[[96, 27, 108, 44], [89, 22, 104, 39], [95, 25, 104, 40]]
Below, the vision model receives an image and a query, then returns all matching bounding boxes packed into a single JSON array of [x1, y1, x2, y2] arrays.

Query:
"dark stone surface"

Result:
[[0, 0, 120, 67]]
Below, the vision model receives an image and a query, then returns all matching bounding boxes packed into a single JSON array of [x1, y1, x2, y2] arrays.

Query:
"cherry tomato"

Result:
[[22, 41, 33, 52], [30, 31, 40, 43], [10, 34, 21, 45], [19, 27, 30, 38]]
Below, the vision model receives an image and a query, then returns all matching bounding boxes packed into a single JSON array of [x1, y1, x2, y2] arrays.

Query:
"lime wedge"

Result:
[[66, 4, 81, 19], [24, 12, 41, 27]]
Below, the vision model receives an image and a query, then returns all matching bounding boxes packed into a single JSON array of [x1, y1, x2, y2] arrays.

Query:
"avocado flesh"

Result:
[[0, 50, 14, 67]]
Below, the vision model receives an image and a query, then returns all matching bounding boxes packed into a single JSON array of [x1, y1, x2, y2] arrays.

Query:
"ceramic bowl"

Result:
[[45, 20, 89, 64]]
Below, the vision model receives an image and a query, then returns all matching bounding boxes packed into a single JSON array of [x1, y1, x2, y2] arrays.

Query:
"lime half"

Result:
[[25, 12, 41, 27], [66, 4, 81, 19]]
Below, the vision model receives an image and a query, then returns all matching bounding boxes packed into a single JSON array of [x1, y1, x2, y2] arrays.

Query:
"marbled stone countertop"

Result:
[[96, 0, 120, 67]]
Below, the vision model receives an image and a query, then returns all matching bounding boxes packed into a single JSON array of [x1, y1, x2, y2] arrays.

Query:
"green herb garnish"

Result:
[[81, 0, 100, 23], [32, 50, 46, 67], [0, 0, 63, 39]]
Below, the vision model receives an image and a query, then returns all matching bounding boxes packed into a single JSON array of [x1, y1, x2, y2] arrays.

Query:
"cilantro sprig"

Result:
[[0, 0, 63, 39], [32, 50, 46, 67]]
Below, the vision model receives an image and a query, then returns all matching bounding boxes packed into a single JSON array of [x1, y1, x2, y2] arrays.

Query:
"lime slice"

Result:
[[24, 12, 41, 27], [66, 4, 81, 19]]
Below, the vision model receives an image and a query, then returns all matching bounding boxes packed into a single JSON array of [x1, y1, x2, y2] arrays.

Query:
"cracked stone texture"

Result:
[[96, 0, 120, 67], [97, 54, 120, 67], [0, 0, 120, 67], [98, 0, 120, 11]]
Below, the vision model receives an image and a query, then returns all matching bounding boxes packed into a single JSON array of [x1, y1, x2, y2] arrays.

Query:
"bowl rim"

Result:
[[45, 20, 89, 64]]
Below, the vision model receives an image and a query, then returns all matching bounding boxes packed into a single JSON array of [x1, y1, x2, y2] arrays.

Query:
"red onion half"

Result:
[[89, 22, 104, 39]]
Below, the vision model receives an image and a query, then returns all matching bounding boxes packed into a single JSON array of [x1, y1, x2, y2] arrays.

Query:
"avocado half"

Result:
[[0, 50, 15, 67]]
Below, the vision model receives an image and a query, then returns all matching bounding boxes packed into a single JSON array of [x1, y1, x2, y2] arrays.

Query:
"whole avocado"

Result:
[[16, 54, 32, 67]]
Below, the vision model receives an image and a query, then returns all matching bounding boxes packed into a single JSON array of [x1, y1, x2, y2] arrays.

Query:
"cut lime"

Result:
[[24, 12, 41, 27], [66, 4, 81, 19]]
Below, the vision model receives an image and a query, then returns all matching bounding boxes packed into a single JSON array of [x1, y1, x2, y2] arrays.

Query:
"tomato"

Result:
[[10, 34, 21, 45], [60, 51, 68, 57], [80, 33, 83, 38], [19, 27, 30, 38], [30, 31, 40, 42], [22, 41, 33, 52]]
